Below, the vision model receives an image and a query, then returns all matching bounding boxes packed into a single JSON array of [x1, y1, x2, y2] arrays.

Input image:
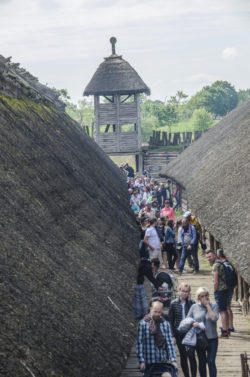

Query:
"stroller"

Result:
[[142, 363, 178, 377], [152, 271, 178, 310]]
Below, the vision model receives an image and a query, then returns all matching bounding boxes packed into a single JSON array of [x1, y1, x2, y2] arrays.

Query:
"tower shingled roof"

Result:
[[83, 37, 150, 96]]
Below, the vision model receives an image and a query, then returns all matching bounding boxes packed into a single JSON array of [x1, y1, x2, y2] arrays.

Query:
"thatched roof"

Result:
[[0, 55, 65, 111], [161, 100, 250, 284], [84, 38, 150, 96], [0, 57, 139, 377]]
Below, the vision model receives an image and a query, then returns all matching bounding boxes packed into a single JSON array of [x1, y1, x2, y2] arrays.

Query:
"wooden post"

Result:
[[94, 95, 99, 143], [209, 233, 214, 251], [116, 94, 120, 153], [136, 93, 142, 155], [215, 240, 220, 250], [242, 280, 249, 315], [238, 274, 243, 306], [240, 352, 249, 377], [138, 153, 143, 175]]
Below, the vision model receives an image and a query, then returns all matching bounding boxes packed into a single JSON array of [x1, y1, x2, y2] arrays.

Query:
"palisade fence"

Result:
[[148, 130, 206, 149], [82, 125, 90, 135]]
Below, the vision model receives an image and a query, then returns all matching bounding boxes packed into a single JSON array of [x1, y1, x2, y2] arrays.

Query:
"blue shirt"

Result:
[[180, 224, 196, 247], [136, 319, 176, 364], [165, 226, 176, 244]]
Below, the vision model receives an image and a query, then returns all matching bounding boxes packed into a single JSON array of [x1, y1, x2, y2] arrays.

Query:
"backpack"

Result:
[[217, 261, 238, 288]]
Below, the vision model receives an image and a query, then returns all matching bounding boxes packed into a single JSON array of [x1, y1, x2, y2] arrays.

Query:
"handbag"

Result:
[[196, 331, 208, 351]]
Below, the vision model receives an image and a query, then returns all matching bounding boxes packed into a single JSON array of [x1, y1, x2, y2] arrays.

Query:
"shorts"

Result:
[[149, 248, 163, 264], [227, 287, 234, 308], [214, 289, 228, 312]]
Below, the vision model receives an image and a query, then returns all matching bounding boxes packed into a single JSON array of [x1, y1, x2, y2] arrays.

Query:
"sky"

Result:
[[0, 0, 250, 104]]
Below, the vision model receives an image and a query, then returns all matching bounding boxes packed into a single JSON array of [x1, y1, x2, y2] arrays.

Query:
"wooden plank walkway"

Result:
[[120, 255, 250, 377]]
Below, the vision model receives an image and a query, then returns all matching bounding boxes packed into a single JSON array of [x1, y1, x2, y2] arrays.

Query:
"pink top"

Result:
[[161, 207, 175, 223]]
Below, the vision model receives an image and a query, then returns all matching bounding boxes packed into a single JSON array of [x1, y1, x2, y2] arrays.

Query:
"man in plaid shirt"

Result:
[[136, 299, 178, 376]]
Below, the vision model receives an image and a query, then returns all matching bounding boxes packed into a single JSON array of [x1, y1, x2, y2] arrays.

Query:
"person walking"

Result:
[[136, 299, 178, 377], [144, 217, 163, 265], [168, 283, 197, 377], [161, 200, 175, 223], [164, 219, 177, 271], [179, 219, 197, 275], [186, 287, 219, 377], [216, 249, 236, 334], [184, 211, 202, 273], [206, 250, 229, 338]]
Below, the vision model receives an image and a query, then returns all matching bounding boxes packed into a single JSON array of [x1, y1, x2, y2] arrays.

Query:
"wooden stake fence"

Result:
[[149, 130, 204, 149]]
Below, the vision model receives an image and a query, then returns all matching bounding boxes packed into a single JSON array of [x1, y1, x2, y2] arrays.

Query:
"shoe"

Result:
[[182, 269, 188, 274], [228, 327, 235, 333], [219, 332, 229, 339], [219, 328, 229, 338], [193, 271, 198, 274]]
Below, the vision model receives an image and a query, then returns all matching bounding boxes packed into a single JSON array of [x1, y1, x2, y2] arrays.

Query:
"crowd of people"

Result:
[[125, 171, 237, 377], [127, 172, 202, 275]]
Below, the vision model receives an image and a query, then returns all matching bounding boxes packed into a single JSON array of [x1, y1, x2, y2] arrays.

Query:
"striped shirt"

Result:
[[136, 319, 176, 364]]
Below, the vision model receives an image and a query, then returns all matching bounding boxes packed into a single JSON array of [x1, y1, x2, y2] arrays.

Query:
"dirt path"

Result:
[[120, 254, 250, 377]]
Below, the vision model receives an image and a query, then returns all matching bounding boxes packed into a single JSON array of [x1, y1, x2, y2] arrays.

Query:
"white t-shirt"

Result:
[[181, 302, 186, 319], [145, 226, 161, 249]]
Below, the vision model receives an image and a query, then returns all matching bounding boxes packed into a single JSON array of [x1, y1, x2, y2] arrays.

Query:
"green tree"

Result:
[[167, 91, 188, 106], [141, 99, 177, 130], [188, 81, 238, 117], [191, 108, 213, 131], [237, 88, 250, 104], [76, 99, 94, 126]]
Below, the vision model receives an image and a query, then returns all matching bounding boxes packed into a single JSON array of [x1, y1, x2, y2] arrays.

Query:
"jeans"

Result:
[[192, 240, 199, 272], [166, 243, 177, 269], [179, 246, 199, 273], [176, 333, 197, 377], [196, 338, 218, 377]]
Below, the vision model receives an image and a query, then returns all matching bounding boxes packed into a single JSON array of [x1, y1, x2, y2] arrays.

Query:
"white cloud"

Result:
[[221, 47, 238, 60], [186, 73, 216, 82], [0, 0, 249, 103]]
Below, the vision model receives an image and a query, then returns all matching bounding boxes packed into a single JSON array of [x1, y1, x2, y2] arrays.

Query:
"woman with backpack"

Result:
[[216, 249, 237, 334]]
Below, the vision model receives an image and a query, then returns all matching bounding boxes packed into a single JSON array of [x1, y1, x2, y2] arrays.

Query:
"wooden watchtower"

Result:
[[83, 37, 150, 172]]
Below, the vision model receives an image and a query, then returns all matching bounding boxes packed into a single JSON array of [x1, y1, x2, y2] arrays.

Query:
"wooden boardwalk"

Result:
[[120, 255, 250, 377]]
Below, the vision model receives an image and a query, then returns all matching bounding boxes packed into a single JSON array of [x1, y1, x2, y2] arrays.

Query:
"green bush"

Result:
[[191, 108, 213, 131]]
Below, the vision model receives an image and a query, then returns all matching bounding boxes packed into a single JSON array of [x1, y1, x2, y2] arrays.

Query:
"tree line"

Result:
[[57, 82, 250, 142]]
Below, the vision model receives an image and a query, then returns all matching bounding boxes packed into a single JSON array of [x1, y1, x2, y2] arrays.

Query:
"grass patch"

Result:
[[110, 155, 136, 172], [155, 119, 219, 134]]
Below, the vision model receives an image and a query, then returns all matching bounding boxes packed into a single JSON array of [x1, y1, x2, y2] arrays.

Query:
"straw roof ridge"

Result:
[[0, 54, 65, 111], [161, 99, 250, 283], [84, 54, 150, 96]]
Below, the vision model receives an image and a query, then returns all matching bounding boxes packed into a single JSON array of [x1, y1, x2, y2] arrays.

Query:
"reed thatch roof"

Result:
[[161, 100, 250, 284], [0, 56, 139, 377], [84, 38, 150, 96], [0, 55, 65, 111]]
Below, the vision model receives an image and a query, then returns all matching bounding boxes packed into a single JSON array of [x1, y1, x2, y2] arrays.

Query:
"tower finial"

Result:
[[110, 37, 117, 55]]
